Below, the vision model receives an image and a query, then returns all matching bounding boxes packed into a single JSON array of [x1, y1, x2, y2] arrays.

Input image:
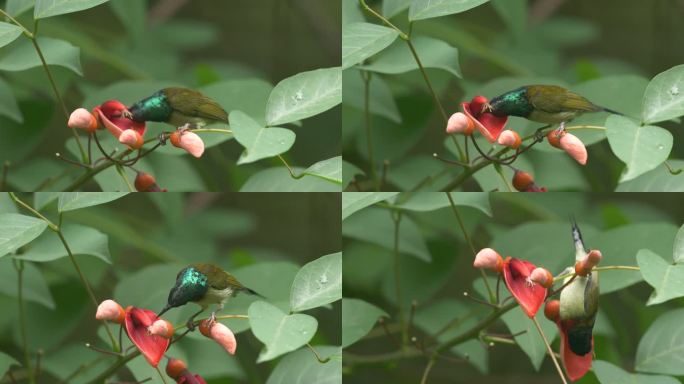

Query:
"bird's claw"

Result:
[[122, 109, 133, 119]]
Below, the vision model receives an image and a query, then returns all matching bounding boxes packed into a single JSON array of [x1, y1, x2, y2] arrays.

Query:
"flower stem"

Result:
[[14, 260, 35, 384], [392, 211, 407, 347], [553, 265, 640, 282], [446, 192, 495, 302], [531, 316, 568, 384], [419, 356, 437, 384], [29, 22, 88, 164], [155, 366, 168, 384], [7, 192, 58, 231], [306, 343, 331, 363], [115, 164, 134, 191], [362, 70, 380, 191]]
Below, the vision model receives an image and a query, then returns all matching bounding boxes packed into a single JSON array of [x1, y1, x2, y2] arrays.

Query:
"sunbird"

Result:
[[123, 87, 228, 128], [157, 263, 262, 329], [482, 85, 622, 130], [559, 221, 599, 355]]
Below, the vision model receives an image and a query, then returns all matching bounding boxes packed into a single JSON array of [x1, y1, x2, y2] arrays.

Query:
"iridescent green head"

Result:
[[488, 87, 533, 118], [128, 90, 174, 122], [167, 267, 209, 308]]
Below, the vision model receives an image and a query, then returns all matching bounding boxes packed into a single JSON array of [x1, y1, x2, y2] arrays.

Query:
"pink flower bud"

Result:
[[446, 112, 474, 135], [560, 133, 587, 165], [473, 248, 504, 272], [68, 108, 98, 133], [96, 299, 125, 324], [200, 319, 236, 355], [119, 129, 144, 149], [497, 130, 522, 149], [170, 131, 205, 158], [147, 319, 174, 339], [97, 108, 124, 138], [529, 267, 554, 288], [586, 249, 602, 267]]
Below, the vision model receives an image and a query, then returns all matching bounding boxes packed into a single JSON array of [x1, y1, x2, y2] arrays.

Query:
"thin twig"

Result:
[[419, 357, 437, 384], [14, 260, 35, 384], [306, 343, 331, 363], [531, 316, 568, 384]]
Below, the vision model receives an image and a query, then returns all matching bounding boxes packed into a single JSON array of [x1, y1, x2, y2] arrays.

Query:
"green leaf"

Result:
[[0, 258, 55, 308], [492, 221, 598, 274], [360, 36, 461, 78], [341, 192, 399, 220], [594, 360, 680, 384], [266, 345, 341, 384], [636, 308, 684, 375], [606, 115, 672, 182], [0, 77, 22, 123], [589, 223, 678, 294], [342, 0, 365, 25], [230, 110, 295, 165], [343, 207, 431, 261], [290, 252, 341, 312], [637, 249, 684, 305], [393, 192, 492, 216], [413, 299, 488, 372], [248, 300, 318, 363], [41, 343, 116, 384], [409, 0, 490, 21], [34, 0, 109, 19], [58, 192, 128, 212], [266, 67, 342, 126], [383, 0, 412, 18], [674, 224, 684, 263], [491, 0, 526, 40], [0, 351, 19, 378], [17, 224, 111, 264], [343, 68, 401, 123], [342, 298, 387, 348], [5, 0, 35, 17], [0, 37, 82, 75], [33, 192, 60, 211], [501, 306, 557, 371], [0, 213, 48, 258], [239, 167, 341, 192], [342, 160, 364, 189], [642, 64, 684, 124], [108, 0, 146, 42], [617, 159, 684, 192], [0, 22, 23, 49], [300, 156, 342, 184], [342, 22, 400, 70]]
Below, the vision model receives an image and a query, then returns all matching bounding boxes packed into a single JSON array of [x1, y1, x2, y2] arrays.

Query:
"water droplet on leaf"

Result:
[[319, 274, 328, 284], [294, 90, 304, 101], [669, 85, 680, 96]]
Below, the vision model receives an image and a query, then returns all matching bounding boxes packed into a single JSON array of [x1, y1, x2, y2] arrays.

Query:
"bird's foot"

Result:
[[208, 311, 217, 325], [554, 121, 566, 133], [122, 109, 133, 119]]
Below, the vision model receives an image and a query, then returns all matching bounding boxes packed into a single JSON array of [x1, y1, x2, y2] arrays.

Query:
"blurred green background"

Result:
[[342, 0, 684, 191], [343, 192, 684, 383], [1, 0, 341, 191], [0, 192, 341, 383]]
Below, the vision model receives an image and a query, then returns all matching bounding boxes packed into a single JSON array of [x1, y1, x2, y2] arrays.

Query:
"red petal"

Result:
[[97, 100, 146, 137], [461, 100, 508, 143], [124, 307, 169, 367], [558, 321, 593, 382], [502, 258, 547, 317]]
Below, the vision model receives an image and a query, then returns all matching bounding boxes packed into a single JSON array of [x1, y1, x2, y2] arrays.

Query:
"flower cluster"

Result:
[[95, 299, 237, 375], [445, 95, 591, 191], [473, 245, 603, 381]]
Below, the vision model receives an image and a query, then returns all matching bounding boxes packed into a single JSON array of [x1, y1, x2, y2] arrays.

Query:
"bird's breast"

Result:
[[194, 286, 234, 306], [528, 110, 579, 124]]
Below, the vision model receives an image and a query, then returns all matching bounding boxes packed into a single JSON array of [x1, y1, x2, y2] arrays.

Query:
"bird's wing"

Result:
[[163, 87, 228, 122], [527, 86, 600, 114]]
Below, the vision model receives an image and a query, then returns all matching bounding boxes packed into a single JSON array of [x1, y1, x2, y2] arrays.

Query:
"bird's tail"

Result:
[[244, 287, 266, 299], [601, 106, 623, 116]]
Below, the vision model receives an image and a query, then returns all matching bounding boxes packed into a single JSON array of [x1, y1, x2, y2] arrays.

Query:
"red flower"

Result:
[[461, 95, 508, 143], [502, 257, 547, 317], [125, 307, 170, 367], [93, 100, 146, 139], [558, 320, 593, 381], [544, 300, 592, 381]]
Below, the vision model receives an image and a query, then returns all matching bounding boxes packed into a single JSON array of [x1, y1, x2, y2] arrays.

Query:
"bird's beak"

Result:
[[157, 304, 171, 318], [481, 103, 493, 114]]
